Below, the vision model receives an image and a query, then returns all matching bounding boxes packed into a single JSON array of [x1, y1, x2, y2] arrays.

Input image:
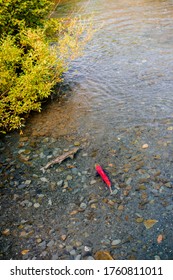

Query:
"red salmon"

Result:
[[95, 164, 112, 193]]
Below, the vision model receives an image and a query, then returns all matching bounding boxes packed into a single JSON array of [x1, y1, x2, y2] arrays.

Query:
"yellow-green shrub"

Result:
[[0, 0, 92, 133]]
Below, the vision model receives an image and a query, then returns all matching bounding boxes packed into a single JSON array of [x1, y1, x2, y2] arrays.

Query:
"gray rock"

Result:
[[47, 240, 54, 248], [75, 254, 81, 260], [154, 255, 161, 260], [18, 184, 26, 189], [111, 189, 118, 195], [90, 180, 97, 185], [81, 176, 86, 183], [40, 251, 47, 257], [66, 175, 73, 181], [38, 241, 46, 250], [57, 180, 64, 187], [80, 202, 87, 210], [70, 249, 76, 256], [126, 178, 132, 185], [34, 203, 40, 208], [40, 177, 49, 183], [40, 152, 46, 159], [82, 245, 92, 257], [166, 204, 173, 211], [25, 180, 32, 185], [20, 200, 32, 207], [71, 168, 78, 175], [52, 253, 58, 260], [101, 238, 111, 245], [86, 256, 94, 260], [111, 239, 121, 246]]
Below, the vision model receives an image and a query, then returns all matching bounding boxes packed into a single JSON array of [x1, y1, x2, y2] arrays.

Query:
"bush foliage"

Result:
[[0, 0, 92, 133]]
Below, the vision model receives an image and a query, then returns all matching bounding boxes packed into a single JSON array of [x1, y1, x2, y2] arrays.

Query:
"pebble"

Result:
[[2, 229, 10, 236], [74, 141, 80, 146], [40, 152, 46, 159], [111, 239, 121, 246], [25, 180, 31, 185], [142, 144, 149, 149], [57, 180, 64, 187], [71, 168, 78, 175], [164, 182, 172, 188], [66, 175, 73, 181], [75, 241, 82, 247], [40, 177, 49, 183], [34, 203, 40, 208], [136, 217, 144, 223], [47, 240, 54, 248], [90, 180, 97, 185], [82, 153, 88, 157], [81, 176, 86, 183], [18, 184, 26, 189], [166, 205, 173, 211], [86, 256, 94, 260], [61, 235, 67, 241], [126, 177, 132, 185], [75, 254, 81, 260], [52, 253, 58, 260], [38, 241, 47, 250], [154, 255, 161, 260], [111, 189, 118, 195], [80, 202, 87, 210], [48, 198, 52, 206], [101, 239, 111, 245], [70, 249, 76, 256], [36, 238, 42, 244]]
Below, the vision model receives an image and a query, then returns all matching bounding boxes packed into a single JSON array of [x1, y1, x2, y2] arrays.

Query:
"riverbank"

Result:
[[1, 122, 173, 260]]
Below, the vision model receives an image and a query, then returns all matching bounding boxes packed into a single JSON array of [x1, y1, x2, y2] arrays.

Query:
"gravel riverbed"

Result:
[[0, 124, 173, 260]]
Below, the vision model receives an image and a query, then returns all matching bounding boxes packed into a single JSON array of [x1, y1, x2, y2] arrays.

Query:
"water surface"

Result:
[[26, 0, 173, 139]]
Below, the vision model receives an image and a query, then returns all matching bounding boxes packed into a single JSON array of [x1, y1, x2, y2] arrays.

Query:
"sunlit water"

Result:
[[26, 0, 173, 139]]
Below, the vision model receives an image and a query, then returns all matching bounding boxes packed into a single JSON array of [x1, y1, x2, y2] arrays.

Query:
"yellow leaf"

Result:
[[21, 249, 29, 255], [94, 251, 114, 260], [144, 219, 158, 229]]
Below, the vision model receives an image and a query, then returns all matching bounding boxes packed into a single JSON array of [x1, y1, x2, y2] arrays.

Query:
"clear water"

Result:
[[26, 0, 173, 139]]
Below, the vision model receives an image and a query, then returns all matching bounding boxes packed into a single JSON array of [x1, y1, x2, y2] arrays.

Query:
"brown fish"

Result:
[[41, 147, 80, 172]]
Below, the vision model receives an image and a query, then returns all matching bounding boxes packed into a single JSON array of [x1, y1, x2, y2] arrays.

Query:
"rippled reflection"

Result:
[[26, 0, 173, 138]]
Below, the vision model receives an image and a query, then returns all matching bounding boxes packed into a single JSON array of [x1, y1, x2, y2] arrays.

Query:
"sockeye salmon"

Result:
[[95, 164, 112, 193]]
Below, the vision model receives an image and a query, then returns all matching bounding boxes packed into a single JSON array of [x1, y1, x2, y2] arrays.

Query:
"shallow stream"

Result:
[[1, 0, 173, 260]]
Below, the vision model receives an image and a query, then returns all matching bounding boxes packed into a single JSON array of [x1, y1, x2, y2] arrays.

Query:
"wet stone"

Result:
[[111, 239, 121, 246], [70, 249, 76, 256], [34, 203, 40, 208], [57, 180, 63, 187], [71, 168, 78, 175], [75, 254, 81, 260], [80, 203, 87, 210], [40, 177, 49, 183], [90, 180, 97, 185], [38, 241, 47, 250], [47, 240, 54, 248], [66, 175, 73, 181]]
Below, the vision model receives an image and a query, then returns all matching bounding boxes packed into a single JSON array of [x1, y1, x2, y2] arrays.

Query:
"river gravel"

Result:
[[0, 124, 173, 260]]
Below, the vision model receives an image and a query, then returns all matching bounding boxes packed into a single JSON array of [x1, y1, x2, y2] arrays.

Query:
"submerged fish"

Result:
[[95, 164, 112, 193]]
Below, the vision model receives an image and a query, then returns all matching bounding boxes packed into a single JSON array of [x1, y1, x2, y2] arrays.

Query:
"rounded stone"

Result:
[[34, 203, 40, 208], [111, 239, 121, 246]]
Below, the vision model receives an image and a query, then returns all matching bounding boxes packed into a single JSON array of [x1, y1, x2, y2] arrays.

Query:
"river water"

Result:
[[26, 0, 173, 142]]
